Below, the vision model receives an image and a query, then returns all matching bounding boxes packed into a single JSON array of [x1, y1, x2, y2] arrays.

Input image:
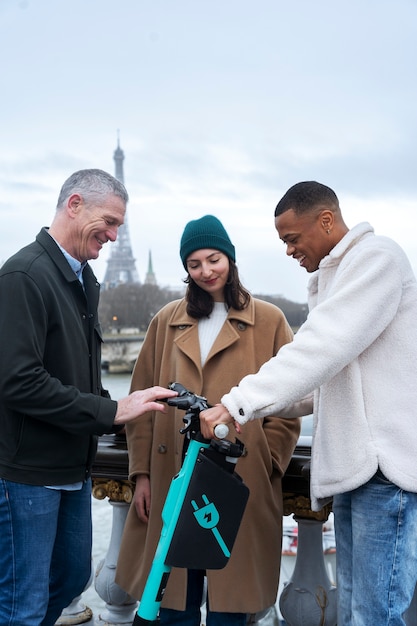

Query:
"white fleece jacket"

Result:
[[221, 223, 417, 510]]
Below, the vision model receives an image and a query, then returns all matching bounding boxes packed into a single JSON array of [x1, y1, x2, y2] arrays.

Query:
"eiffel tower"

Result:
[[102, 137, 140, 289]]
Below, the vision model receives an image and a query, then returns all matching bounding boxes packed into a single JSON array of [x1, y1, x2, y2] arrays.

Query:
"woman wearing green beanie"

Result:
[[116, 215, 301, 625]]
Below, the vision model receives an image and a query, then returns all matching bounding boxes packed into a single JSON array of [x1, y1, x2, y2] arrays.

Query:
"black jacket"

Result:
[[0, 228, 117, 485]]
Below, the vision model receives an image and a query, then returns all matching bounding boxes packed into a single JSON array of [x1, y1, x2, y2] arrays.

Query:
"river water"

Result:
[[101, 371, 132, 400]]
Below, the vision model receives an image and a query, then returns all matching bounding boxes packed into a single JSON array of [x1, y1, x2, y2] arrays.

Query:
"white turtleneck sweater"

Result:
[[198, 302, 228, 366]]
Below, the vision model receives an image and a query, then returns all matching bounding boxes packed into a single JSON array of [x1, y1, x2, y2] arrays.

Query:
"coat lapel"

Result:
[[169, 298, 256, 366]]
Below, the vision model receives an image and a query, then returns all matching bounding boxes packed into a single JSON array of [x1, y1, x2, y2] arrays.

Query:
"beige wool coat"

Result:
[[115, 296, 300, 614]]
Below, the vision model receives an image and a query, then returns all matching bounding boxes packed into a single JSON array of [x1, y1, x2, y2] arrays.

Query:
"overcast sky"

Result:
[[1, 0, 416, 303]]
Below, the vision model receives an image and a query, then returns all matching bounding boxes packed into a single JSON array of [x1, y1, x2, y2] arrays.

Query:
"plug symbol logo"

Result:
[[191, 494, 230, 557]]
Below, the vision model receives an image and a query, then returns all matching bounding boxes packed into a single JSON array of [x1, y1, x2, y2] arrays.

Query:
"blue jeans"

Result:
[[333, 470, 417, 625], [159, 569, 247, 626], [0, 479, 93, 626]]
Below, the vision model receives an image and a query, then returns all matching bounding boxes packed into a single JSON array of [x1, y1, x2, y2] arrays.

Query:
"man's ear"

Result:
[[320, 209, 334, 233], [67, 193, 82, 217]]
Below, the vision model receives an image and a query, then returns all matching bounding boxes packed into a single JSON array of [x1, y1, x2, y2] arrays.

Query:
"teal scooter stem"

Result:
[[133, 432, 210, 624], [132, 383, 249, 625]]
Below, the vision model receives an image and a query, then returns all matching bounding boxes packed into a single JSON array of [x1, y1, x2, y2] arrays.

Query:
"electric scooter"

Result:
[[132, 382, 249, 625]]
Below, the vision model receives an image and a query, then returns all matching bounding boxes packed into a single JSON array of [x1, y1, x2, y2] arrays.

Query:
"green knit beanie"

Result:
[[180, 215, 236, 269]]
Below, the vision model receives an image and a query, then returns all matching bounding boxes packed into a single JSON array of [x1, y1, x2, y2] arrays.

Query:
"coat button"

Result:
[[158, 444, 167, 454], [237, 322, 247, 331]]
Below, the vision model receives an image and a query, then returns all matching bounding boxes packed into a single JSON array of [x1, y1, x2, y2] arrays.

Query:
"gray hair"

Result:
[[56, 169, 129, 209]]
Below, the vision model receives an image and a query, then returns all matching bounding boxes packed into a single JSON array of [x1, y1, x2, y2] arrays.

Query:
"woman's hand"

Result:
[[133, 474, 151, 523]]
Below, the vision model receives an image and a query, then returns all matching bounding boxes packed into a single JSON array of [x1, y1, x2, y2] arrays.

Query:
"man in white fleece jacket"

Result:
[[200, 181, 417, 626]]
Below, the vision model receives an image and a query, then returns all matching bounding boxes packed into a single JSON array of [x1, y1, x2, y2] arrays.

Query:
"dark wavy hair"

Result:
[[184, 259, 250, 319]]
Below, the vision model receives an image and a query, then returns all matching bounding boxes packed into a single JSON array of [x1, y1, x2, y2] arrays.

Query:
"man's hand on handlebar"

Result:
[[200, 404, 241, 440], [114, 386, 178, 426]]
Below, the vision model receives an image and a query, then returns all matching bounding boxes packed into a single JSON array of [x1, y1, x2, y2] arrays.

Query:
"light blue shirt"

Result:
[[58, 244, 87, 287]]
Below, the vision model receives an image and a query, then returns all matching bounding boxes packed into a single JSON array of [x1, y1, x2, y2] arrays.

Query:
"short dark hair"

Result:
[[274, 181, 339, 217]]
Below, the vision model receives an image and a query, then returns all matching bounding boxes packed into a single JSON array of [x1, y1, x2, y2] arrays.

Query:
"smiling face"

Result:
[[186, 248, 230, 301], [275, 207, 335, 272], [63, 193, 126, 262]]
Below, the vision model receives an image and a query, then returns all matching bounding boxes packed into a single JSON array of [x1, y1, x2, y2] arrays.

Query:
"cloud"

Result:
[[1, 0, 417, 303]]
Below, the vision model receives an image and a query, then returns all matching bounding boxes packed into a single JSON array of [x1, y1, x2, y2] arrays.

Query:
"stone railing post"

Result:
[[279, 504, 337, 625], [92, 479, 138, 625], [279, 434, 337, 626]]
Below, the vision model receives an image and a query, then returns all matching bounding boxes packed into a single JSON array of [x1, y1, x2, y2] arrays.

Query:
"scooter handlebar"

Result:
[[164, 382, 230, 440]]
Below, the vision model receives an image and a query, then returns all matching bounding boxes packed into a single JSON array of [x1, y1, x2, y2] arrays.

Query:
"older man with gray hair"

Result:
[[0, 169, 176, 626]]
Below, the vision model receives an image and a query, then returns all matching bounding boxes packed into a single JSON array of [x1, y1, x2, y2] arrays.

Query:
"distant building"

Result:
[[144, 250, 157, 286], [102, 136, 140, 289]]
